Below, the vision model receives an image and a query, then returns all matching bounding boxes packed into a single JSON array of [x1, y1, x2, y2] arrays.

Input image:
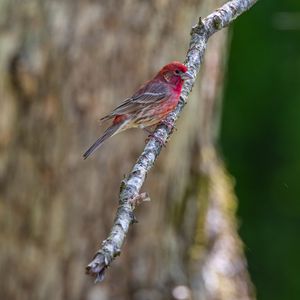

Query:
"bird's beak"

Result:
[[181, 71, 193, 80]]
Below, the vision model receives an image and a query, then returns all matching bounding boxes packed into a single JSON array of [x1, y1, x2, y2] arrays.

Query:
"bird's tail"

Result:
[[83, 123, 123, 159]]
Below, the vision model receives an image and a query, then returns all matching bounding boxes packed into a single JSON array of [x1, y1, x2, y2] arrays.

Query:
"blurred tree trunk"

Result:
[[0, 0, 254, 299]]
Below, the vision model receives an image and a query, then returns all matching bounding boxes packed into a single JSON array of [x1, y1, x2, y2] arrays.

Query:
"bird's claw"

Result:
[[160, 119, 174, 130], [160, 119, 177, 134], [145, 133, 167, 147]]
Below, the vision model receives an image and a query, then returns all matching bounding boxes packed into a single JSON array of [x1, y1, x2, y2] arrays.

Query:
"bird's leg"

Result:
[[157, 119, 177, 145], [143, 127, 167, 147], [145, 133, 166, 147]]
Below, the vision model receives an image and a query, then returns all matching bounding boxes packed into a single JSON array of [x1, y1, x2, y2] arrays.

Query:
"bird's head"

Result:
[[157, 61, 192, 85]]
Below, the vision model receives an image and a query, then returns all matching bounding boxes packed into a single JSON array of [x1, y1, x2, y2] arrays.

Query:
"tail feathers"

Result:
[[83, 123, 122, 159]]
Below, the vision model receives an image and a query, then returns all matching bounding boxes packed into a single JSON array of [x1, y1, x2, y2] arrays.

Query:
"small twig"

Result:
[[86, 0, 258, 281]]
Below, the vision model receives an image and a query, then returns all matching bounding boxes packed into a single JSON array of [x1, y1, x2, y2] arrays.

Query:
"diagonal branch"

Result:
[[86, 0, 258, 282]]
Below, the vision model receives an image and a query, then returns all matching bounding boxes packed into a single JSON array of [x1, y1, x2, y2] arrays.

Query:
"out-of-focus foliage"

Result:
[[221, 1, 300, 300]]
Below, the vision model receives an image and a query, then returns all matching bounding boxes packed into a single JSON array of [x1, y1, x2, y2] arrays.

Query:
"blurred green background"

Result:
[[221, 1, 300, 299]]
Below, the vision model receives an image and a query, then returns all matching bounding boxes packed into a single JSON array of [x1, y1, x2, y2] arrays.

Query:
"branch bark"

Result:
[[86, 0, 258, 282]]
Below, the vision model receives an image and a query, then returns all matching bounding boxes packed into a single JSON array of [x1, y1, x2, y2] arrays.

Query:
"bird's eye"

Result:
[[174, 69, 180, 75]]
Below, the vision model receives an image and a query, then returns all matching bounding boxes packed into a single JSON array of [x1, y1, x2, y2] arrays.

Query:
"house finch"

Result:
[[83, 61, 192, 159]]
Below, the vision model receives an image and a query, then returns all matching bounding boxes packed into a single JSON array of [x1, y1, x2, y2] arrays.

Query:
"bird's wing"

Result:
[[100, 81, 170, 121]]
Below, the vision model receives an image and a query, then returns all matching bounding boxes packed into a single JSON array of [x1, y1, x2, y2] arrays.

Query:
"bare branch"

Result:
[[86, 0, 258, 282]]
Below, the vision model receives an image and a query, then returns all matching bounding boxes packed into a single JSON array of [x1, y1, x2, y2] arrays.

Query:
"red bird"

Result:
[[83, 61, 192, 159]]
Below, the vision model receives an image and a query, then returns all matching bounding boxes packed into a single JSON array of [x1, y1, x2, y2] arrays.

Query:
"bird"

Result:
[[83, 61, 192, 159]]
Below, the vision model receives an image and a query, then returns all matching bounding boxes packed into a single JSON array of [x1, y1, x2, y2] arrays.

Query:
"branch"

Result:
[[86, 0, 258, 282]]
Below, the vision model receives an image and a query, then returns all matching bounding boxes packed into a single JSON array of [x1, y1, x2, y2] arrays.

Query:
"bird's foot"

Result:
[[160, 119, 177, 133], [145, 133, 167, 147]]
